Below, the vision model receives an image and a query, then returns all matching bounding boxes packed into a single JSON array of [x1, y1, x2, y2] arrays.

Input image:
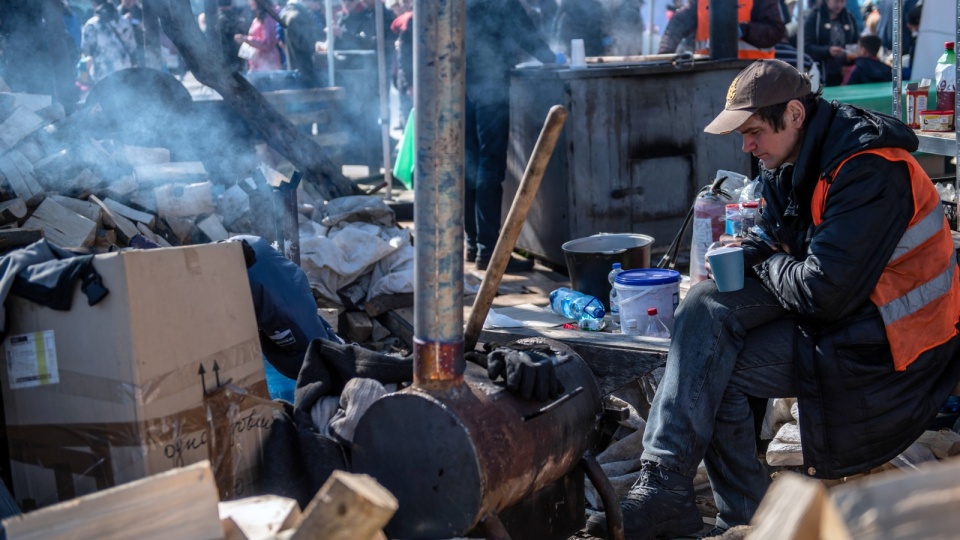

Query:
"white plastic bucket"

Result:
[[615, 269, 681, 333]]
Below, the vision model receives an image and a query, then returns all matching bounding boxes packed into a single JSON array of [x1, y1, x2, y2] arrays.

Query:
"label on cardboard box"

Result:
[[4, 330, 59, 389]]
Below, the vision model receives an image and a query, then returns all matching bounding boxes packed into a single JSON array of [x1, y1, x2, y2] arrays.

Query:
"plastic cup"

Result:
[[570, 39, 586, 69], [706, 246, 744, 292]]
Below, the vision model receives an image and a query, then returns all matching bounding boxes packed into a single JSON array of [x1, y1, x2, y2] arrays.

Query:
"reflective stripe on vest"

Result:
[[811, 147, 960, 370], [694, 0, 776, 60]]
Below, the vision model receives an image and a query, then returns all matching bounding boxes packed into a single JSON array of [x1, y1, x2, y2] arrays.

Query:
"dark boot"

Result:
[[585, 460, 702, 540]]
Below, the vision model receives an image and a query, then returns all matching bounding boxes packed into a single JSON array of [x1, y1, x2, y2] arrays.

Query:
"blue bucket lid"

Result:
[[615, 268, 681, 286]]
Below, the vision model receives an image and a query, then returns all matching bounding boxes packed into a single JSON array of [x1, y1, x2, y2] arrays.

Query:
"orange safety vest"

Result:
[[695, 0, 776, 60], [812, 148, 960, 371]]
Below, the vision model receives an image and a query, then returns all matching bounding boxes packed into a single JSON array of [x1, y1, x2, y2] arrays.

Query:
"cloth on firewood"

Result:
[[299, 195, 414, 306], [260, 338, 413, 508], [0, 239, 108, 339]]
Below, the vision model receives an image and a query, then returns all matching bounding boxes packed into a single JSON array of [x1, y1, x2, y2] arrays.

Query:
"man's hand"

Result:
[[487, 347, 565, 402]]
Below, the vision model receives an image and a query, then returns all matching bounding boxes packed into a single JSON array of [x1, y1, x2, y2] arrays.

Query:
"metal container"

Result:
[[562, 233, 653, 305], [351, 340, 602, 539]]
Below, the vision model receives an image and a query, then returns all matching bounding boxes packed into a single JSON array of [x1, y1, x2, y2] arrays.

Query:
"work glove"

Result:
[[486, 347, 564, 402]]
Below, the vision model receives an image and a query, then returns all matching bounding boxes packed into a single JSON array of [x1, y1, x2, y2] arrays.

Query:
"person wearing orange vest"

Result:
[[586, 59, 960, 540], [657, 0, 784, 59]]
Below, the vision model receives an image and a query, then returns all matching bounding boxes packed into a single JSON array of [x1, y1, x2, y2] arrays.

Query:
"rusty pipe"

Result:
[[582, 452, 625, 540], [464, 105, 567, 353], [412, 0, 467, 389]]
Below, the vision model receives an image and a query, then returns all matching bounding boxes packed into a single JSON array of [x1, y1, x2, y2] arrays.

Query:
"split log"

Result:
[[0, 228, 44, 251], [0, 106, 45, 152], [134, 161, 207, 186], [0, 149, 44, 206], [103, 197, 156, 228], [1, 461, 222, 540], [344, 311, 373, 343], [22, 198, 96, 248], [163, 215, 195, 243], [196, 214, 230, 242], [7, 93, 52, 113], [219, 184, 251, 228], [0, 198, 28, 225], [93, 228, 117, 250], [287, 470, 397, 540], [122, 145, 171, 166], [89, 195, 139, 244], [218, 495, 301, 540], [49, 195, 102, 225], [149, 0, 357, 200], [747, 473, 848, 540], [155, 182, 215, 218]]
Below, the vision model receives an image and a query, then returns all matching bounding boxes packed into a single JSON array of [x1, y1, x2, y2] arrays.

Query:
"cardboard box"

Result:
[[0, 243, 277, 510]]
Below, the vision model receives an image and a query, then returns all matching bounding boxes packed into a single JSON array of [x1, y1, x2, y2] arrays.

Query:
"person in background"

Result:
[[877, 0, 919, 59], [118, 0, 145, 65], [658, 0, 785, 60], [843, 33, 892, 85], [553, 0, 610, 58], [281, 0, 325, 86], [586, 58, 960, 540], [465, 0, 557, 272], [81, 0, 138, 82], [389, 0, 414, 130], [235, 0, 283, 72], [215, 0, 250, 73], [804, 0, 860, 86]]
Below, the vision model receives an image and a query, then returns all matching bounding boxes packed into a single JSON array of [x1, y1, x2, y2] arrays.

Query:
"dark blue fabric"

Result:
[[230, 235, 337, 380], [464, 99, 510, 259]]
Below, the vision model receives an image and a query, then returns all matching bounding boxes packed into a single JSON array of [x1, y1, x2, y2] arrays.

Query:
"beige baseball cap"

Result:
[[704, 59, 812, 135]]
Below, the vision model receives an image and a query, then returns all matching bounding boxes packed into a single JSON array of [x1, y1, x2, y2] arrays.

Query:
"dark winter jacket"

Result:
[[658, 0, 785, 55], [466, 0, 555, 105], [844, 56, 892, 85], [742, 100, 960, 478], [803, 4, 859, 85]]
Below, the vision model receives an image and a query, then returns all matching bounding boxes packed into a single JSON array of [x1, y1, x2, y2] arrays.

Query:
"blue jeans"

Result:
[[464, 98, 510, 259], [642, 277, 799, 528]]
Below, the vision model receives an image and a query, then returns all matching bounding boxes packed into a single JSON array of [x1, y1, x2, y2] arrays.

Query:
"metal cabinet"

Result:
[[505, 60, 752, 267]]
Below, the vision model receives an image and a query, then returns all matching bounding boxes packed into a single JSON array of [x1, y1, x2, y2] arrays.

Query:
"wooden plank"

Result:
[[0, 149, 44, 206], [0, 106, 45, 151], [155, 182, 214, 218], [319, 308, 341, 334], [829, 456, 960, 539], [89, 194, 138, 244], [218, 495, 301, 540], [134, 161, 207, 186], [196, 214, 229, 242], [93, 228, 117, 250], [0, 198, 28, 225], [0, 228, 44, 251], [289, 470, 397, 540], [48, 195, 101, 225], [22, 198, 96, 248], [2, 461, 222, 540], [103, 197, 156, 228]]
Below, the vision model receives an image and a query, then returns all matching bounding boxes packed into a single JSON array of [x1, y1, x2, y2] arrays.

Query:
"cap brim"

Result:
[[704, 108, 756, 135]]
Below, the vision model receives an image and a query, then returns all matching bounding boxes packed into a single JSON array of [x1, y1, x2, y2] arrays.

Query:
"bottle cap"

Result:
[[946, 41, 955, 50], [612, 262, 621, 269], [647, 307, 658, 315]]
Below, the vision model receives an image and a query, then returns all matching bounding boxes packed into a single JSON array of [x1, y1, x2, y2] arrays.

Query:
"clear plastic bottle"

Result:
[[640, 307, 671, 338], [608, 263, 623, 320], [549, 287, 605, 320], [936, 41, 956, 112], [622, 318, 639, 336]]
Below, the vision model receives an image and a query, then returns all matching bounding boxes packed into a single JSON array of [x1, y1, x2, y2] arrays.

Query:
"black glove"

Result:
[[487, 347, 564, 402]]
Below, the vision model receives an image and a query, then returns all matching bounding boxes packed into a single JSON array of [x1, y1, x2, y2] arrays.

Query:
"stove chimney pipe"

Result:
[[412, 0, 467, 390]]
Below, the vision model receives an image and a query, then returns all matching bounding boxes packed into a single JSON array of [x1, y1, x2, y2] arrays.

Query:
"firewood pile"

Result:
[[0, 89, 413, 348]]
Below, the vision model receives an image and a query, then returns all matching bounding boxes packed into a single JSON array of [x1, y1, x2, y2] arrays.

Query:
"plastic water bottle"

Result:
[[608, 263, 623, 320], [640, 307, 671, 338], [549, 287, 605, 320]]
